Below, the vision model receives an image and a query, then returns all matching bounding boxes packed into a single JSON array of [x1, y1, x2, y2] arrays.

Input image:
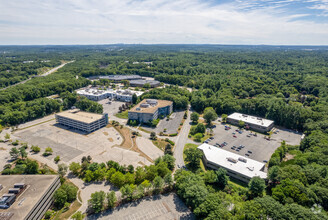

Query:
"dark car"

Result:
[[236, 149, 240, 152], [231, 146, 236, 150], [245, 153, 250, 157], [247, 150, 252, 154], [263, 160, 268, 163]]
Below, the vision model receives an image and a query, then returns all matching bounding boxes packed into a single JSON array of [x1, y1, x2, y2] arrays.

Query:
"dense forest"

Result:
[[0, 45, 327, 219]]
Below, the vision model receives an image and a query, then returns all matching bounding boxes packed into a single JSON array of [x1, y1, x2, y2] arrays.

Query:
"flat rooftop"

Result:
[[129, 99, 173, 114], [129, 79, 160, 85], [228, 112, 274, 127], [56, 109, 105, 124], [99, 75, 142, 81], [198, 143, 267, 179], [77, 88, 144, 97], [0, 175, 59, 220]]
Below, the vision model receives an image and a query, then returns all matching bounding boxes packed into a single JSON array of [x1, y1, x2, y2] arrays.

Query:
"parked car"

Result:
[[263, 160, 268, 163], [248, 150, 252, 154], [247, 134, 251, 137], [245, 153, 250, 157], [210, 137, 214, 140], [236, 149, 240, 152], [233, 135, 237, 138], [231, 146, 236, 150]]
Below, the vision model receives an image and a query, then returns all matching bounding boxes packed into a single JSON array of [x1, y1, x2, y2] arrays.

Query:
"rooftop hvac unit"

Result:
[[8, 188, 20, 194], [227, 157, 238, 163], [136, 107, 141, 111], [13, 183, 25, 189], [146, 99, 158, 105], [140, 103, 150, 108], [238, 157, 247, 163]]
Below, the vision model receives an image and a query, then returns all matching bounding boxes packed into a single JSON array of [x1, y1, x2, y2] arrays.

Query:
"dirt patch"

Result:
[[108, 138, 113, 142], [103, 132, 109, 136], [283, 153, 295, 161], [0, 147, 6, 150]]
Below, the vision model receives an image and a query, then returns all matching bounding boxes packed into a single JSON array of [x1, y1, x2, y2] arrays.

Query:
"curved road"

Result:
[[0, 60, 74, 91], [174, 105, 192, 168]]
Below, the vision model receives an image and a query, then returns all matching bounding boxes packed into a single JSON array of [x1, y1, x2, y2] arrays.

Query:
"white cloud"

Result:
[[0, 0, 328, 45]]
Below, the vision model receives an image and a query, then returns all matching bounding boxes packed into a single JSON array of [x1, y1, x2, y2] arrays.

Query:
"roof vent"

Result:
[[227, 157, 238, 163], [238, 157, 247, 163], [247, 167, 254, 171]]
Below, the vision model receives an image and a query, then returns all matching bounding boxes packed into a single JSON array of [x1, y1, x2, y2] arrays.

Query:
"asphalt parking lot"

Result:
[[207, 123, 302, 163], [87, 193, 194, 220], [99, 100, 128, 120], [143, 111, 185, 135]]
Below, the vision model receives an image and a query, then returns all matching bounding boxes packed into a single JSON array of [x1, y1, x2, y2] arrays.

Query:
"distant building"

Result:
[[227, 113, 274, 133], [198, 144, 267, 183], [0, 175, 60, 220], [128, 99, 173, 123], [77, 88, 143, 102], [88, 75, 142, 81], [129, 80, 161, 88], [55, 109, 108, 133]]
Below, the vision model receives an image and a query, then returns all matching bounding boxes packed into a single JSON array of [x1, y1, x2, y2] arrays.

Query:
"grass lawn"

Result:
[[54, 199, 82, 220], [115, 110, 129, 119], [152, 139, 166, 151], [183, 143, 205, 171]]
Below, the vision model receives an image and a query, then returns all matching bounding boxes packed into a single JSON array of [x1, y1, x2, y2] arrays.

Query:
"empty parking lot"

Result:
[[207, 123, 302, 163], [87, 193, 194, 220], [12, 118, 156, 167]]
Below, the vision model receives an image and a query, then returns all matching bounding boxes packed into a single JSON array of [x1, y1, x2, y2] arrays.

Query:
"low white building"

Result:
[[198, 143, 267, 183], [77, 88, 143, 102], [227, 113, 274, 133]]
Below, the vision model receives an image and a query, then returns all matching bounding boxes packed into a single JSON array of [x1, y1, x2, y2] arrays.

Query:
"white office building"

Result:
[[77, 88, 143, 102], [198, 143, 267, 183], [227, 113, 274, 133]]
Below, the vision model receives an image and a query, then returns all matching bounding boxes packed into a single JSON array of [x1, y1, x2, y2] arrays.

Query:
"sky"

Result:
[[1, 0, 328, 45]]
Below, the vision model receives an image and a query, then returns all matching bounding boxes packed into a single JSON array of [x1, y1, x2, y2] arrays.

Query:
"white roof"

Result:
[[198, 143, 267, 179], [228, 112, 274, 128], [77, 88, 143, 97]]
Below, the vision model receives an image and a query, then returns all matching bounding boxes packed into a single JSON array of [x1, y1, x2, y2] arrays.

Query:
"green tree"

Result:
[[195, 123, 206, 134], [88, 191, 106, 213], [111, 171, 125, 188], [194, 133, 203, 142], [150, 131, 157, 140], [249, 176, 266, 197], [58, 163, 68, 177], [120, 184, 136, 201], [61, 183, 78, 202], [162, 154, 176, 170], [153, 176, 164, 193], [54, 188, 67, 209], [106, 191, 117, 209], [164, 144, 173, 155], [238, 120, 245, 128], [54, 155, 60, 163], [203, 107, 218, 125], [71, 211, 85, 220], [84, 170, 94, 182], [132, 93, 138, 104], [25, 159, 39, 174], [191, 112, 199, 124], [215, 168, 229, 188], [184, 148, 203, 169], [69, 162, 81, 176], [9, 147, 19, 160], [19, 147, 27, 159], [221, 114, 228, 123], [31, 145, 40, 153]]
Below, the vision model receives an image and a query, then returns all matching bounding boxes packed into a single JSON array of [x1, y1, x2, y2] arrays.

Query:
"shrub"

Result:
[[169, 133, 178, 137], [31, 145, 40, 153], [43, 147, 53, 156], [54, 156, 60, 163]]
